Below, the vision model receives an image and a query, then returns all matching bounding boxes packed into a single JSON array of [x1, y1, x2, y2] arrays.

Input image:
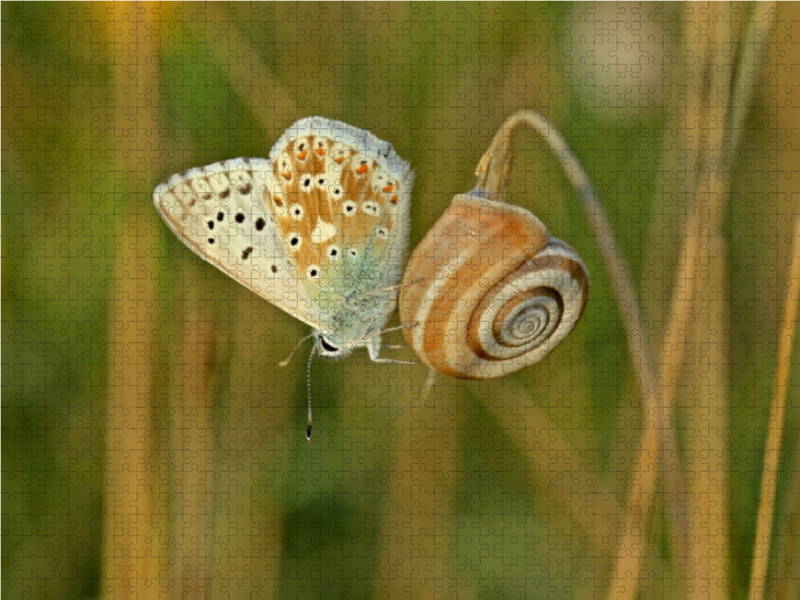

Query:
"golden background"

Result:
[[3, 2, 799, 599]]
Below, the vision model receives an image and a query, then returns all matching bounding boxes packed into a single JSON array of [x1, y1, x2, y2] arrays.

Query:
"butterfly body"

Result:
[[154, 117, 414, 361]]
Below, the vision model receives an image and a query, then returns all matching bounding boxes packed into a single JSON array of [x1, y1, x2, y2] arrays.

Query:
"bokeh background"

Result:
[[4, 2, 800, 599]]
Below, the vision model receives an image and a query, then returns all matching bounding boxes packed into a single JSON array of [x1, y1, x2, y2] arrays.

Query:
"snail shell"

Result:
[[399, 192, 589, 379]]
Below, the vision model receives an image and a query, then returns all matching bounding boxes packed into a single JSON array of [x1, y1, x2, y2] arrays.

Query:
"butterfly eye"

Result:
[[288, 234, 302, 250], [327, 245, 341, 261], [320, 337, 339, 353], [362, 201, 381, 216], [290, 204, 304, 220], [306, 265, 321, 280], [343, 201, 357, 216]]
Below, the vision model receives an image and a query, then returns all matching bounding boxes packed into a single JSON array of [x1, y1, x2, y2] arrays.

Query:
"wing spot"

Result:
[[362, 200, 381, 216], [290, 204, 304, 220], [208, 237, 216, 245], [238, 183, 252, 195], [288, 234, 301, 250], [273, 196, 284, 207], [235, 213, 245, 224], [306, 265, 321, 279], [348, 248, 358, 258], [217, 211, 225, 221], [301, 176, 313, 193], [220, 188, 230, 199], [242, 247, 253, 260], [271, 264, 278, 273], [207, 220, 215, 230], [255, 217, 266, 231], [327, 245, 341, 260], [343, 200, 357, 216], [202, 192, 213, 200]]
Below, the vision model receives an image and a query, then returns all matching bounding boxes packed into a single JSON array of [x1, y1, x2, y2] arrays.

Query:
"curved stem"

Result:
[[475, 110, 673, 594]]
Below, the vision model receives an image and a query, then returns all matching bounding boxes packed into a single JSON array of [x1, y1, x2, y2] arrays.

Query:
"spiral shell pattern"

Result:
[[399, 194, 589, 379]]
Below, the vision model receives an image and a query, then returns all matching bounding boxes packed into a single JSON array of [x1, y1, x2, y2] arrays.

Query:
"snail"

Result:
[[398, 111, 590, 379]]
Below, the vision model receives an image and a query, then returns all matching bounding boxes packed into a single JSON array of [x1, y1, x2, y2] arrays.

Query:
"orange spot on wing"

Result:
[[282, 172, 292, 181], [317, 148, 326, 156], [390, 195, 398, 204], [383, 184, 394, 193], [356, 164, 368, 174], [336, 157, 344, 163], [298, 150, 308, 160]]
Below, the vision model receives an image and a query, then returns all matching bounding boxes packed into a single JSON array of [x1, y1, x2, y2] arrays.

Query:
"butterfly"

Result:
[[153, 117, 415, 439]]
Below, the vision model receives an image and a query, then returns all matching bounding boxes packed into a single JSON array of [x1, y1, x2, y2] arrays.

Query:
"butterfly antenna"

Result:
[[279, 332, 316, 367], [306, 340, 318, 443]]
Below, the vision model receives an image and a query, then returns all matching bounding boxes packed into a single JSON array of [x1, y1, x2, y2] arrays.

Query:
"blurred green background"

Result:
[[3, 2, 799, 599]]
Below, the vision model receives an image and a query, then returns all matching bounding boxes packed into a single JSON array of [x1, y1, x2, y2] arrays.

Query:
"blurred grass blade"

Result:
[[202, 3, 299, 134], [749, 202, 800, 599], [478, 381, 620, 592], [376, 372, 462, 600], [683, 234, 731, 599], [101, 4, 165, 597]]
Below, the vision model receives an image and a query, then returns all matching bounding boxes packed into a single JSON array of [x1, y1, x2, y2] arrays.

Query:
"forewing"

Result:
[[153, 157, 323, 329], [267, 116, 414, 304]]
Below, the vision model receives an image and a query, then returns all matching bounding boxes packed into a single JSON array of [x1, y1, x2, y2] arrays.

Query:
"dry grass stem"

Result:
[[475, 110, 664, 594]]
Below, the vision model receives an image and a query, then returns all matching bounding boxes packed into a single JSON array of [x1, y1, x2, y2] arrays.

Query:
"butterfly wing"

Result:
[[153, 157, 324, 329], [267, 117, 414, 317]]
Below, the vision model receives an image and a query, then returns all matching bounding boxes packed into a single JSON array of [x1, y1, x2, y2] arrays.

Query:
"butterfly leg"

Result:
[[366, 334, 420, 365], [360, 279, 424, 299]]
